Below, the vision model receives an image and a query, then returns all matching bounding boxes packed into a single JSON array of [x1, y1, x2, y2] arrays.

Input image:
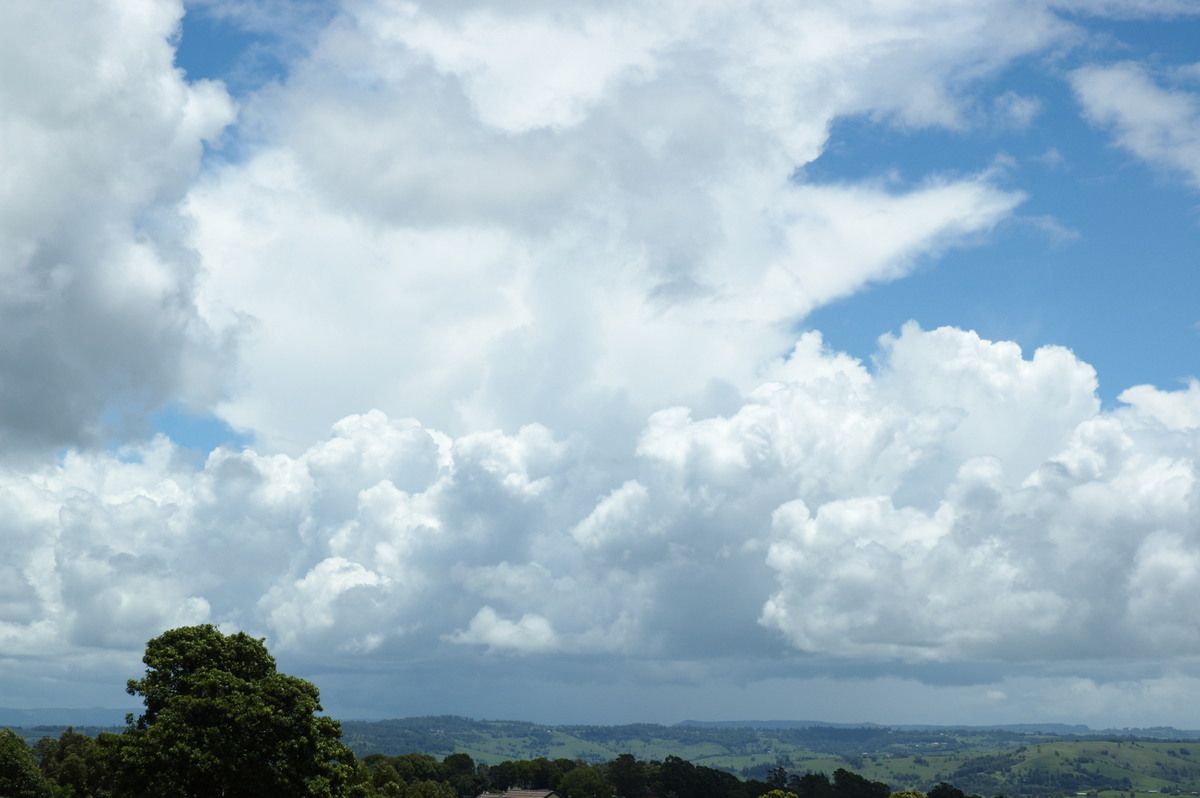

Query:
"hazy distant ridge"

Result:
[[6, 709, 1200, 739], [678, 720, 1091, 734], [0, 707, 130, 727], [676, 719, 1200, 737]]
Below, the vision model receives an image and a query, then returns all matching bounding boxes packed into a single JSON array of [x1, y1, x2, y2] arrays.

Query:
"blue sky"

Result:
[[805, 110, 1200, 406], [805, 33, 1200, 407], [3, 0, 1200, 730]]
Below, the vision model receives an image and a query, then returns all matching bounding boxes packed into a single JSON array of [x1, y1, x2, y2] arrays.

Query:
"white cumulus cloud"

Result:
[[0, 0, 236, 454], [0, 326, 1196, 696], [3, 0, 1200, 727], [184, 0, 1043, 452]]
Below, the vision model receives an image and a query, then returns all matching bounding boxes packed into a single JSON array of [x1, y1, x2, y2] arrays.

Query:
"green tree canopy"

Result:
[[32, 726, 106, 798], [606, 752, 647, 798], [832, 769, 889, 798], [111, 624, 357, 798], [926, 784, 965, 798], [559, 765, 612, 798], [0, 728, 54, 798]]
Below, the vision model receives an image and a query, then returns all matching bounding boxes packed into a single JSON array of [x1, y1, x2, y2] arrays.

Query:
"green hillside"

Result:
[[336, 717, 1200, 798], [11, 715, 1200, 798]]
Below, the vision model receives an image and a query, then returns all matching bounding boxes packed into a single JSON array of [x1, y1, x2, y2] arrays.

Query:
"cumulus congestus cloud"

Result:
[[3, 0, 1200, 726], [1, 0, 236, 454], [3, 329, 1198, 671], [186, 0, 1036, 449]]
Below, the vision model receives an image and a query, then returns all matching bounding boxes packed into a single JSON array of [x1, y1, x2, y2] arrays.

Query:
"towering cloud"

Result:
[[3, 328, 1197, 694], [186, 0, 1043, 449], [2, 0, 1199, 726], [0, 0, 235, 454]]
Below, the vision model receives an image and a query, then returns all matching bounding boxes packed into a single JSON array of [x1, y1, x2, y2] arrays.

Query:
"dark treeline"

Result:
[[7, 726, 991, 798], [355, 750, 907, 798]]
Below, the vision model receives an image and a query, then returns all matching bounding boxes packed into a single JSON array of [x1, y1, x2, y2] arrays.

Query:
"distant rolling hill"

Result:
[[9, 711, 1200, 797], [333, 716, 1200, 797], [0, 707, 130, 727]]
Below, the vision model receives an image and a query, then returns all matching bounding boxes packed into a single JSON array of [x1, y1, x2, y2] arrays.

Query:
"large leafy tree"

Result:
[[111, 624, 357, 798]]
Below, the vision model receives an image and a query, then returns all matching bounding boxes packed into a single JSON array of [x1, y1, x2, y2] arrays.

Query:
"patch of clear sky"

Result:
[[800, 23, 1200, 406]]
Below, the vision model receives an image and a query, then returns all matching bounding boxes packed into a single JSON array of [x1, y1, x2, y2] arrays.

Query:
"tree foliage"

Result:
[[606, 752, 647, 798], [558, 764, 611, 798], [32, 726, 107, 797], [110, 624, 357, 798], [0, 728, 54, 798]]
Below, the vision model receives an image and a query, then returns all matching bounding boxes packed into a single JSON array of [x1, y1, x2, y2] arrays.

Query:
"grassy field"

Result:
[[815, 740, 1200, 795]]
